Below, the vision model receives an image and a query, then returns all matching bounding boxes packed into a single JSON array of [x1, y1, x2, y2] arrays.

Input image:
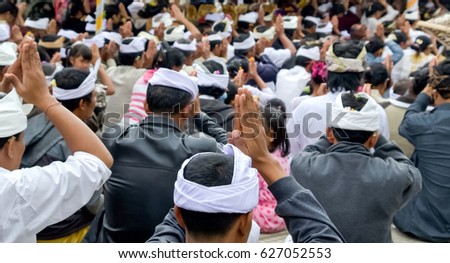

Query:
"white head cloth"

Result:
[[83, 34, 105, 48], [238, 12, 258, 24], [253, 26, 275, 40], [234, 34, 255, 50], [296, 45, 320, 61], [152, 12, 173, 28], [264, 12, 273, 22], [148, 68, 198, 100], [85, 15, 95, 22], [85, 20, 106, 33], [45, 63, 64, 87], [173, 38, 197, 52], [174, 144, 259, 213], [0, 22, 10, 41], [207, 33, 222, 42], [304, 16, 320, 26], [127, 2, 145, 17], [52, 59, 101, 100], [164, 25, 185, 42], [24, 18, 49, 30], [405, 10, 420, 21], [389, 86, 402, 100], [0, 89, 33, 137], [120, 37, 146, 54], [0, 42, 17, 66], [57, 29, 78, 40], [212, 18, 233, 39], [194, 62, 229, 90], [283, 16, 298, 30], [206, 12, 225, 22], [102, 31, 123, 45], [330, 92, 380, 132], [326, 44, 366, 73]]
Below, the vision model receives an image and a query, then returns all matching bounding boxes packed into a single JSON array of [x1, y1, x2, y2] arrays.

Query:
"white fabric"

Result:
[[120, 37, 146, 54], [234, 35, 255, 50], [57, 29, 78, 40], [85, 20, 106, 33], [318, 2, 333, 13], [138, 31, 159, 45], [24, 18, 49, 30], [53, 59, 101, 100], [0, 89, 32, 137], [316, 22, 333, 34], [264, 12, 273, 22], [243, 84, 276, 106], [287, 91, 390, 156], [330, 92, 380, 131], [102, 31, 123, 45], [207, 33, 222, 42], [164, 25, 185, 42], [391, 48, 433, 83], [148, 68, 198, 100], [276, 66, 311, 112], [0, 22, 10, 41], [212, 18, 232, 39], [127, 2, 145, 17], [173, 39, 197, 52], [0, 152, 111, 242], [405, 10, 419, 21], [238, 12, 258, 24], [296, 46, 320, 61], [45, 63, 64, 87], [0, 42, 17, 66], [304, 16, 320, 26], [283, 16, 298, 30], [152, 13, 173, 28], [174, 144, 259, 213], [409, 29, 429, 44], [263, 47, 291, 69], [84, 15, 95, 23], [205, 12, 224, 22], [83, 34, 105, 48], [253, 26, 275, 40], [378, 5, 399, 23], [226, 44, 235, 60], [196, 67, 229, 90]]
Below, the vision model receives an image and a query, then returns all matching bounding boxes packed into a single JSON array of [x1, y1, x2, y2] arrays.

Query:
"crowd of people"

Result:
[[1, 0, 450, 243]]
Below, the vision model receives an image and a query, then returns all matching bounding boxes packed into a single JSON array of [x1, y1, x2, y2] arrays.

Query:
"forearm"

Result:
[[194, 112, 228, 145], [98, 67, 115, 95], [278, 33, 296, 56], [180, 17, 201, 42]]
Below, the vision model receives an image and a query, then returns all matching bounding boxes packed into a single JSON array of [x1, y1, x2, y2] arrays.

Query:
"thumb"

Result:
[[3, 73, 23, 94]]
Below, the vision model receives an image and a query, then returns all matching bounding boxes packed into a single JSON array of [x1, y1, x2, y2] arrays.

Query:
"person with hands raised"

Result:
[[0, 38, 113, 243]]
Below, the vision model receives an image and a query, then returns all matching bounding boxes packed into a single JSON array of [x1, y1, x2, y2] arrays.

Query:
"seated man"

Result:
[[291, 91, 422, 242], [148, 89, 345, 243], [394, 60, 450, 242]]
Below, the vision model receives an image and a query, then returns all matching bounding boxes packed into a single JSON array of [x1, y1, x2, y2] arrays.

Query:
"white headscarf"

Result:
[[0, 89, 33, 137]]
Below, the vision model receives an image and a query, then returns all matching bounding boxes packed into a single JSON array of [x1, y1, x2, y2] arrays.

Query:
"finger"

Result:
[[4, 73, 22, 94], [233, 94, 242, 132]]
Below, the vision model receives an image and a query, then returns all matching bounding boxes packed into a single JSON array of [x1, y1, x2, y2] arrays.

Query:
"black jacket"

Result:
[[200, 98, 234, 132]]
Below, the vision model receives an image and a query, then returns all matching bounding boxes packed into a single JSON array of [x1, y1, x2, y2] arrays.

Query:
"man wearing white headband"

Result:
[[204, 32, 227, 63], [173, 38, 197, 75], [291, 91, 421, 242], [84, 68, 228, 243], [0, 38, 112, 242], [22, 65, 103, 242], [24, 17, 49, 39], [287, 41, 390, 156], [212, 18, 234, 60], [148, 89, 345, 243]]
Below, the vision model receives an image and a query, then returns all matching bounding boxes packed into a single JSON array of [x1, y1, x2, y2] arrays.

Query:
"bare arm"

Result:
[[275, 15, 296, 56], [171, 5, 201, 42]]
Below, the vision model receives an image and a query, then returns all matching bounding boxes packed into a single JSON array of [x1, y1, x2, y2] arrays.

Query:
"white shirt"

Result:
[[276, 66, 311, 112], [262, 47, 292, 69], [243, 85, 276, 106], [0, 152, 111, 242], [391, 48, 433, 83], [287, 92, 390, 156]]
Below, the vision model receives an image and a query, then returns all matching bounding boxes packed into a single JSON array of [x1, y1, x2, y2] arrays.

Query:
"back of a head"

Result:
[[364, 63, 389, 86], [430, 59, 450, 99], [0, 2, 18, 16], [67, 44, 92, 67], [263, 99, 290, 157], [54, 68, 91, 112], [153, 47, 186, 70], [179, 154, 242, 238], [327, 41, 365, 93], [365, 37, 384, 54], [365, 2, 385, 17], [227, 57, 249, 78], [411, 35, 432, 54], [331, 4, 345, 17], [311, 61, 327, 85], [350, 24, 367, 41], [412, 67, 430, 95], [391, 31, 407, 46]]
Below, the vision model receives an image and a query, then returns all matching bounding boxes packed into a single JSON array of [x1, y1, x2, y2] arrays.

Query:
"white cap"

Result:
[[127, 2, 145, 17], [137, 31, 160, 45], [173, 38, 197, 52], [194, 61, 229, 90], [405, 10, 420, 21], [85, 20, 106, 33], [83, 34, 105, 48], [120, 37, 146, 54], [304, 16, 320, 26], [85, 15, 95, 23], [0, 89, 33, 137], [234, 34, 255, 50], [207, 33, 223, 42], [148, 68, 199, 100], [0, 21, 10, 41], [164, 25, 185, 43], [283, 16, 298, 30], [57, 29, 79, 40], [212, 18, 233, 39], [253, 26, 275, 40], [264, 12, 273, 22], [205, 12, 225, 22], [24, 17, 49, 30], [0, 42, 17, 66], [102, 31, 123, 45], [330, 92, 380, 132], [238, 12, 258, 24], [296, 45, 320, 61], [152, 12, 173, 28]]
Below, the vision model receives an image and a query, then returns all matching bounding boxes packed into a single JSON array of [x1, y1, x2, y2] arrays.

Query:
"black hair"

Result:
[[233, 33, 253, 56], [303, 20, 317, 30], [330, 4, 346, 17], [173, 38, 195, 58], [227, 57, 249, 78], [295, 56, 312, 68], [237, 21, 251, 31], [146, 85, 192, 114], [301, 5, 315, 17], [152, 47, 185, 70], [203, 60, 225, 74], [332, 93, 374, 143], [224, 81, 237, 105], [206, 31, 222, 52], [54, 68, 93, 112], [67, 44, 92, 67], [67, 0, 85, 17], [412, 67, 430, 95], [365, 37, 384, 54], [391, 31, 407, 45], [178, 153, 242, 238], [212, 22, 227, 33], [327, 42, 364, 93], [365, 2, 386, 18], [118, 38, 144, 66], [364, 63, 389, 86], [37, 46, 51, 63], [0, 133, 20, 150], [198, 60, 227, 99], [262, 99, 290, 157], [105, 4, 120, 19], [0, 2, 18, 17], [431, 59, 450, 99]]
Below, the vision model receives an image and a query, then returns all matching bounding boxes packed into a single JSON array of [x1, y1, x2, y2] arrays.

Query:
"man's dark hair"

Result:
[[303, 19, 317, 30], [173, 38, 195, 58], [364, 63, 389, 86], [330, 4, 345, 17], [206, 31, 222, 52], [295, 56, 312, 68], [198, 60, 227, 99], [412, 67, 430, 95], [365, 2, 386, 18], [233, 33, 252, 56], [146, 85, 192, 114], [332, 93, 374, 144], [227, 57, 249, 78], [327, 41, 364, 93], [105, 4, 120, 19], [391, 31, 407, 46], [153, 47, 185, 70], [431, 59, 450, 99], [178, 154, 242, 237], [365, 37, 384, 54], [0, 133, 19, 150], [54, 68, 93, 112], [119, 38, 144, 66], [0, 2, 18, 17]]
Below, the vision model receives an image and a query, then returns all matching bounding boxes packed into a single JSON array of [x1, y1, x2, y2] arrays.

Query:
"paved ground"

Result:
[[258, 225, 426, 243]]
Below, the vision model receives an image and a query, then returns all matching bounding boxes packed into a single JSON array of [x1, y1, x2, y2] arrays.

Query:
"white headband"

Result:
[[0, 42, 17, 66], [52, 59, 101, 100], [194, 63, 229, 90], [0, 22, 10, 41], [173, 38, 197, 52], [330, 92, 380, 132], [207, 33, 222, 42], [24, 18, 49, 30], [85, 20, 106, 33], [152, 12, 173, 28], [83, 34, 105, 48], [164, 25, 185, 43], [283, 16, 298, 30], [57, 29, 78, 40], [148, 68, 198, 101], [234, 35, 255, 50], [45, 63, 64, 87], [205, 12, 225, 22], [238, 12, 258, 24], [174, 144, 259, 213], [389, 87, 402, 100], [120, 37, 146, 54], [102, 31, 123, 45], [0, 89, 33, 137], [296, 46, 320, 60], [253, 26, 275, 40]]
